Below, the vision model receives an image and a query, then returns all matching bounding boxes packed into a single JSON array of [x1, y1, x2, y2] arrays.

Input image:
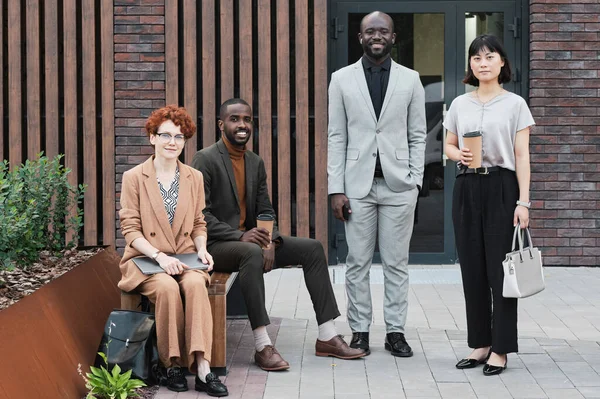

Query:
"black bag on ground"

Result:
[[94, 309, 159, 384]]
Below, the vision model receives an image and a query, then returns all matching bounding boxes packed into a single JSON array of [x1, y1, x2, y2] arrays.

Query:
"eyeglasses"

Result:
[[154, 132, 186, 144]]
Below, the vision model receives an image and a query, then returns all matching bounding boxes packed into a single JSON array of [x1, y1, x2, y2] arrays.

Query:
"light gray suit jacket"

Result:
[[327, 58, 427, 199]]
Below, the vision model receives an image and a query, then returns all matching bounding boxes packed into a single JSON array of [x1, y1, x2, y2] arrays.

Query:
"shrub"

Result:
[[0, 154, 85, 269]]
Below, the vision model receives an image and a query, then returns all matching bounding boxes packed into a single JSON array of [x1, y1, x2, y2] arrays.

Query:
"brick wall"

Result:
[[110, 1, 600, 264], [529, 1, 600, 266], [114, 0, 166, 251]]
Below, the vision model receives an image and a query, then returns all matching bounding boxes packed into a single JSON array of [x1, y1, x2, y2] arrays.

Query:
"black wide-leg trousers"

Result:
[[452, 168, 519, 354]]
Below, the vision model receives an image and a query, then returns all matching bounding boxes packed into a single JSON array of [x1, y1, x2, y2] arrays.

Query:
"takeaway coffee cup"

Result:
[[256, 213, 275, 248], [463, 131, 483, 169]]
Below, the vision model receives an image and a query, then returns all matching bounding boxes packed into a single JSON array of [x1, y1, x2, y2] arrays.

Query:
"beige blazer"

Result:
[[118, 157, 210, 292]]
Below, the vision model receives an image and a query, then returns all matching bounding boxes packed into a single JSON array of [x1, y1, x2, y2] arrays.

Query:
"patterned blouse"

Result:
[[157, 167, 180, 225]]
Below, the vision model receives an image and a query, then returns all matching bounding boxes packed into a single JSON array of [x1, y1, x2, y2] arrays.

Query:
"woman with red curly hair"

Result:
[[118, 105, 228, 396]]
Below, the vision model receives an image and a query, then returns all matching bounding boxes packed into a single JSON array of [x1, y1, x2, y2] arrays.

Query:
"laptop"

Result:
[[132, 253, 209, 275]]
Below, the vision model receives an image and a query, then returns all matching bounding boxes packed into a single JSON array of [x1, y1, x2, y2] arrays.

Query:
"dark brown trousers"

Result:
[[208, 236, 341, 329]]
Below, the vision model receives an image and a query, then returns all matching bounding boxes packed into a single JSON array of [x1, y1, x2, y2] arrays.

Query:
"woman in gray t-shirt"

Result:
[[444, 34, 535, 376]]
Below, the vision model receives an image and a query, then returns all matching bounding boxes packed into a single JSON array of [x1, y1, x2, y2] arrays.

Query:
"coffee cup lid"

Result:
[[257, 213, 275, 221], [463, 131, 482, 137]]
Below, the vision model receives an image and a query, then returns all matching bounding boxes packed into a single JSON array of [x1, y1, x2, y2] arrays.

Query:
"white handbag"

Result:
[[502, 226, 545, 298]]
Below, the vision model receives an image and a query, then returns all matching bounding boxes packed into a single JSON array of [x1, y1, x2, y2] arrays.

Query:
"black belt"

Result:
[[458, 166, 500, 175]]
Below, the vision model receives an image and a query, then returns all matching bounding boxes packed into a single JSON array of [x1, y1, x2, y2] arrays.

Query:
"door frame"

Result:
[[457, 2, 518, 95], [327, 0, 528, 265]]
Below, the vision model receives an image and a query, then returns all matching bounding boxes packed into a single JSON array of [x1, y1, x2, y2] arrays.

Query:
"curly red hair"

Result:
[[145, 105, 197, 139]]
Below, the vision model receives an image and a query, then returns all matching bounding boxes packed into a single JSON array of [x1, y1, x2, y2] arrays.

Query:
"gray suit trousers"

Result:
[[345, 177, 418, 333]]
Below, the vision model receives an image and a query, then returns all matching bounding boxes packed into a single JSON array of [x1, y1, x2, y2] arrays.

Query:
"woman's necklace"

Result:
[[475, 88, 505, 104]]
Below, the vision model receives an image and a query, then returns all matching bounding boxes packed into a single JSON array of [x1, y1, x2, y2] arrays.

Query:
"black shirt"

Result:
[[362, 56, 391, 176], [362, 56, 391, 119]]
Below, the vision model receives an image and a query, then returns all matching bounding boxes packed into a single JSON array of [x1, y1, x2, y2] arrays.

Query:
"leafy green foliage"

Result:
[[0, 154, 85, 269], [83, 350, 146, 399]]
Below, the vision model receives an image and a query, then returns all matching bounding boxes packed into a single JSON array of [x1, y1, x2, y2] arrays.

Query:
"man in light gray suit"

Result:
[[327, 11, 426, 357]]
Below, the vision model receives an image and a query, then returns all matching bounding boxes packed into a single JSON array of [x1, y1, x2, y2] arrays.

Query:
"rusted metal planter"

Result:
[[0, 247, 122, 399]]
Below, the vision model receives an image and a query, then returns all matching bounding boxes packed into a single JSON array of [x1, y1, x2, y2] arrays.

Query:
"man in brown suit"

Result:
[[191, 98, 366, 371]]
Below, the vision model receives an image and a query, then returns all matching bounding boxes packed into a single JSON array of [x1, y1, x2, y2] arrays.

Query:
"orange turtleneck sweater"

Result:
[[222, 135, 247, 230]]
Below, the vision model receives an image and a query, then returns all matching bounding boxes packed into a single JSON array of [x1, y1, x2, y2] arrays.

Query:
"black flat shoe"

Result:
[[385, 332, 413, 357], [195, 373, 228, 397], [455, 349, 491, 369], [350, 332, 370, 355], [483, 358, 508, 376], [456, 357, 487, 369], [165, 367, 188, 392]]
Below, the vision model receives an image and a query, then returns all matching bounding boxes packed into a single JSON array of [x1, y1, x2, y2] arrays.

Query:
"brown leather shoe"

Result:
[[254, 345, 290, 371], [315, 335, 367, 360]]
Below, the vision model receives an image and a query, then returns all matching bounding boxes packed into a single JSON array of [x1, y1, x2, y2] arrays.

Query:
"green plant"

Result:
[[78, 321, 147, 399], [0, 153, 85, 269], [80, 351, 146, 399]]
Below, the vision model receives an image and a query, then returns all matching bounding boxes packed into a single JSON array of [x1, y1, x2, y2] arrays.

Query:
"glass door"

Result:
[[328, 0, 519, 264], [329, 2, 457, 264], [458, 2, 518, 95]]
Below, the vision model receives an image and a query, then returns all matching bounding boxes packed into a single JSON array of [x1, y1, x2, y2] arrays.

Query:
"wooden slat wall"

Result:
[[45, 0, 59, 160], [165, 1, 178, 105], [201, 0, 217, 149], [166, 1, 329, 247], [313, 0, 329, 247], [63, 0, 78, 245], [101, 0, 116, 248], [26, 0, 41, 160], [220, 0, 234, 100], [183, 0, 198, 162], [295, 0, 310, 238], [239, 1, 253, 152], [277, 0, 291, 236], [1, 1, 115, 249], [8, 0, 22, 167], [82, 1, 97, 245], [258, 0, 273, 198]]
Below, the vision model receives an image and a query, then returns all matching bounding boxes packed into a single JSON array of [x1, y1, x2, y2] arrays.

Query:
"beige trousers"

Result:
[[137, 270, 212, 372]]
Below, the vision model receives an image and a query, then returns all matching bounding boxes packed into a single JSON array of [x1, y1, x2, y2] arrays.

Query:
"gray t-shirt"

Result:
[[443, 91, 535, 171]]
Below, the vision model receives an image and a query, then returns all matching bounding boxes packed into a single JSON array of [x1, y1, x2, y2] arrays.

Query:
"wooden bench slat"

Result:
[[208, 271, 237, 295]]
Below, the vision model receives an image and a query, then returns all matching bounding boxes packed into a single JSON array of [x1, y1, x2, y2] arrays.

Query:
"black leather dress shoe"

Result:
[[195, 373, 229, 397], [385, 332, 413, 357], [456, 349, 491, 369], [165, 367, 188, 392], [350, 332, 370, 355], [483, 358, 507, 376]]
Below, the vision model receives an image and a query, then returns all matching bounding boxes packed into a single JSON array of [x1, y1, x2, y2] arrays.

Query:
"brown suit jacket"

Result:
[[118, 157, 210, 292]]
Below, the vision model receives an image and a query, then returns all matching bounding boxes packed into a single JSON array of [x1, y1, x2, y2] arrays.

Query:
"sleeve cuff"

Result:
[[124, 231, 144, 246], [191, 231, 208, 241]]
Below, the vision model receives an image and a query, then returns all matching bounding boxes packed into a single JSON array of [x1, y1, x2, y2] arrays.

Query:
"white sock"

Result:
[[318, 320, 338, 341], [253, 326, 272, 352], [196, 357, 211, 382]]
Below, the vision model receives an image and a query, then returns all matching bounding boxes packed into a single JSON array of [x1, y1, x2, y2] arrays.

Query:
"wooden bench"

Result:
[[120, 272, 238, 374]]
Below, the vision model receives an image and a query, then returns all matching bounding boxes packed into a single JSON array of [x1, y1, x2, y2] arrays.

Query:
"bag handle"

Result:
[[511, 225, 535, 262], [511, 225, 521, 251], [511, 225, 535, 251]]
